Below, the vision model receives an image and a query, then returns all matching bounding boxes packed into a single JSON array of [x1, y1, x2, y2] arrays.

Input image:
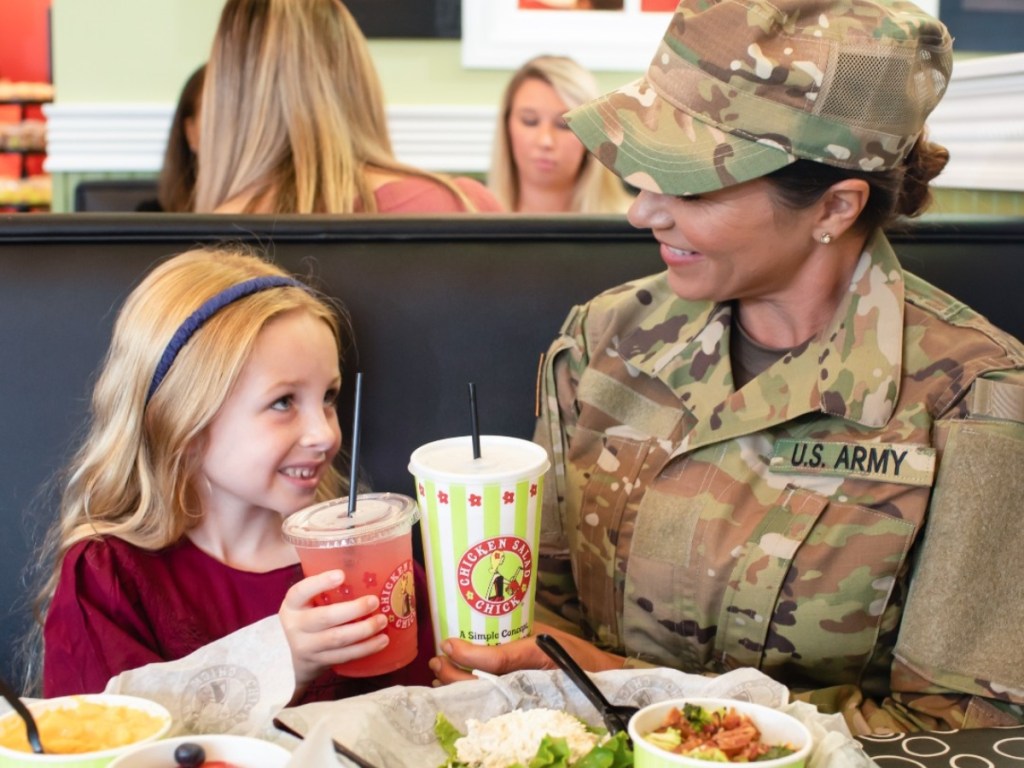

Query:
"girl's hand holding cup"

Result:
[[278, 569, 389, 688]]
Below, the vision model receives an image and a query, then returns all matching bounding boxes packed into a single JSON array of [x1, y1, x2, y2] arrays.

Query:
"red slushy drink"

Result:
[[282, 493, 420, 677]]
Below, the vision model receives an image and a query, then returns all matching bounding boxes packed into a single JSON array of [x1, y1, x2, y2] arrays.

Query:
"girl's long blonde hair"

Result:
[[488, 55, 634, 214], [194, 0, 472, 213], [23, 247, 348, 691]]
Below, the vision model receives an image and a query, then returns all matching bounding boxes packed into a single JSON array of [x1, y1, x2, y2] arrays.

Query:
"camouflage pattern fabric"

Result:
[[566, 0, 953, 196], [534, 231, 1024, 734]]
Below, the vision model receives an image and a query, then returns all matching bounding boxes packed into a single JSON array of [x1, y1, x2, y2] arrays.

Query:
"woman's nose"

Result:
[[627, 189, 675, 230], [537, 123, 555, 147]]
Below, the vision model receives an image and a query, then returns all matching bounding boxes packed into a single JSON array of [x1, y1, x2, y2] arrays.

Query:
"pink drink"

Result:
[[283, 493, 419, 677]]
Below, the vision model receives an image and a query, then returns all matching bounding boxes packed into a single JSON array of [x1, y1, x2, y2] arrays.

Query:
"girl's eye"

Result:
[[677, 193, 701, 201], [556, 119, 571, 131], [518, 115, 539, 127], [324, 388, 340, 408], [271, 395, 293, 411]]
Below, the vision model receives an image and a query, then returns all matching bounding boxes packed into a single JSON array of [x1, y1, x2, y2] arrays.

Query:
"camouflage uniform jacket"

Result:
[[534, 231, 1024, 734]]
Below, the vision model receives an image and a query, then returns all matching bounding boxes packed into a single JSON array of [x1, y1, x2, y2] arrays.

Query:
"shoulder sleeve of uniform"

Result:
[[894, 412, 1024, 710]]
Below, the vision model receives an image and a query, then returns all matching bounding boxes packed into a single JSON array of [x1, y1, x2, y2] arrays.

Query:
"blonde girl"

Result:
[[36, 247, 434, 700]]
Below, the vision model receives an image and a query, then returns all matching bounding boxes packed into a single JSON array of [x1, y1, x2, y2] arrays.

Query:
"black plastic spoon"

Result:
[[535, 633, 639, 738], [0, 675, 44, 754]]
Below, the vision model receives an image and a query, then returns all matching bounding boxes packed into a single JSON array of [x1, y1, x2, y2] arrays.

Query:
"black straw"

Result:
[[348, 372, 363, 515], [468, 382, 481, 459]]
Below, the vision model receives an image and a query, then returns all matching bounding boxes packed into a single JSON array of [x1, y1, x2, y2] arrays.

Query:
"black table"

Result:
[[858, 725, 1024, 766]]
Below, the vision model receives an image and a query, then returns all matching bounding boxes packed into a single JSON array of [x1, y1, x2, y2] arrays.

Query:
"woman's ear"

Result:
[[818, 179, 869, 239]]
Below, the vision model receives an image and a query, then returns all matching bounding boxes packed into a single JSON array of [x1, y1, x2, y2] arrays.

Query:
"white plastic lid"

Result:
[[281, 492, 419, 548], [408, 435, 550, 485]]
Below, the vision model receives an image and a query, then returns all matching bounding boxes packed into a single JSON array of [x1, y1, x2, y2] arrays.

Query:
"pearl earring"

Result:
[[819, 232, 833, 244]]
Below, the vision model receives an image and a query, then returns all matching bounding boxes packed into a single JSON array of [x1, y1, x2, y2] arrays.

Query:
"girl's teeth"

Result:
[[285, 467, 315, 479]]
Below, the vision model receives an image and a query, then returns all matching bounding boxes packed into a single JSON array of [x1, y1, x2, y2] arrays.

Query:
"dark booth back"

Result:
[[1, 212, 1021, 688]]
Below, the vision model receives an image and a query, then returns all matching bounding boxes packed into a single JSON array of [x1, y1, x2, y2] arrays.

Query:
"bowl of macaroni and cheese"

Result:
[[0, 694, 172, 768]]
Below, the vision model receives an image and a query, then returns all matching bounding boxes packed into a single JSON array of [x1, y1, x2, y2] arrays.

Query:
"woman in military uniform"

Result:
[[431, 0, 1024, 734]]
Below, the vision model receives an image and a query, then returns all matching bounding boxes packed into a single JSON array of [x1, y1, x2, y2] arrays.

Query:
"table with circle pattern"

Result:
[[858, 725, 1024, 767]]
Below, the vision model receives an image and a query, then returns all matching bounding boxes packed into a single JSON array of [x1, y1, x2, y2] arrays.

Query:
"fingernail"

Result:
[[428, 657, 440, 673], [441, 641, 453, 656], [328, 570, 344, 584], [367, 595, 380, 610]]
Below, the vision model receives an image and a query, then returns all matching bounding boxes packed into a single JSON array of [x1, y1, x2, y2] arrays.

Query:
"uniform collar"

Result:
[[625, 232, 905, 451]]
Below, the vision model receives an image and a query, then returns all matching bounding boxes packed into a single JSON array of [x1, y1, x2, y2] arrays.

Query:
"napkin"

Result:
[[275, 666, 875, 768], [103, 616, 297, 737], [282, 716, 337, 768]]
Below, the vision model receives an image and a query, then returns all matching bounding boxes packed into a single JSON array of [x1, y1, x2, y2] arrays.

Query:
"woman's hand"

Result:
[[278, 569, 388, 688], [429, 622, 624, 684]]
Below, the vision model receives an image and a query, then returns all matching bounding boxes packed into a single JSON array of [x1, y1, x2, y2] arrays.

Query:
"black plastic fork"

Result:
[[0, 674, 44, 754], [535, 633, 639, 738], [272, 716, 379, 768]]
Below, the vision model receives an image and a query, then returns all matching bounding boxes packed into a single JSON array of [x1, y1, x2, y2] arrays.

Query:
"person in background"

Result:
[[432, 0, 1024, 735], [137, 64, 205, 213], [35, 248, 434, 701], [489, 55, 633, 213], [194, 0, 501, 214]]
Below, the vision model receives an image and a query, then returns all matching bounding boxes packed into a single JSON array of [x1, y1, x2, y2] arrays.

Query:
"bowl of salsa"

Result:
[[628, 697, 812, 767]]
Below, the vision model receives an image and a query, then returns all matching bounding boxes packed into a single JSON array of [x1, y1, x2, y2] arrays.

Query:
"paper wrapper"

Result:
[[103, 616, 297, 741], [275, 667, 876, 768]]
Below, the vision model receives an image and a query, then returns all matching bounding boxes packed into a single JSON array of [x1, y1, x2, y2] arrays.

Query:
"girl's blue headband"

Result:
[[146, 276, 304, 405]]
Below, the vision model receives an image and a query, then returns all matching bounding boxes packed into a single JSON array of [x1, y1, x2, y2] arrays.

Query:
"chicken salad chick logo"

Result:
[[381, 560, 416, 630], [458, 536, 533, 616]]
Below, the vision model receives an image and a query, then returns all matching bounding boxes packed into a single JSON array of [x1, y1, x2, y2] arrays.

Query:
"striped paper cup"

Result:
[[409, 435, 550, 653]]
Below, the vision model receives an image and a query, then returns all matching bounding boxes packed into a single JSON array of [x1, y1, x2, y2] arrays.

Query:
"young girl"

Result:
[[38, 247, 434, 701]]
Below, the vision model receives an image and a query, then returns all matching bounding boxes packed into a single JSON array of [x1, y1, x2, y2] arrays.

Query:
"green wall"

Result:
[[51, 0, 640, 106]]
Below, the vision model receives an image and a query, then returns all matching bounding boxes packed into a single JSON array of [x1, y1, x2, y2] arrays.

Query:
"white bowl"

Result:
[[0, 694, 172, 768], [107, 735, 291, 768], [628, 697, 812, 768]]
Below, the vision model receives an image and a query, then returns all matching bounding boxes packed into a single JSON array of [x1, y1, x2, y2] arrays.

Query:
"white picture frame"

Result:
[[461, 0, 671, 71], [461, 0, 941, 72]]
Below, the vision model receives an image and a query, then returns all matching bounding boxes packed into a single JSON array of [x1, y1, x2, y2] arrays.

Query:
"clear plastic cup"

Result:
[[409, 435, 550, 653], [281, 493, 420, 677]]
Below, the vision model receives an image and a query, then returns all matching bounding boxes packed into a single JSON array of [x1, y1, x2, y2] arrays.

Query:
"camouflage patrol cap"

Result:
[[566, 0, 953, 196]]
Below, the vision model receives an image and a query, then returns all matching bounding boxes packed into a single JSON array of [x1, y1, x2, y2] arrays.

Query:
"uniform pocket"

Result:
[[566, 427, 658, 648], [736, 486, 916, 687]]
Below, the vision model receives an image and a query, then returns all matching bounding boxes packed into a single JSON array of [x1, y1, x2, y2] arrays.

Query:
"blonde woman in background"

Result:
[[194, 0, 501, 214], [489, 55, 633, 213]]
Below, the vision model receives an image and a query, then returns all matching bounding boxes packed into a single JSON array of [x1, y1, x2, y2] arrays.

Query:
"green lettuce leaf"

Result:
[[435, 712, 467, 766], [529, 736, 573, 767], [574, 732, 633, 768]]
